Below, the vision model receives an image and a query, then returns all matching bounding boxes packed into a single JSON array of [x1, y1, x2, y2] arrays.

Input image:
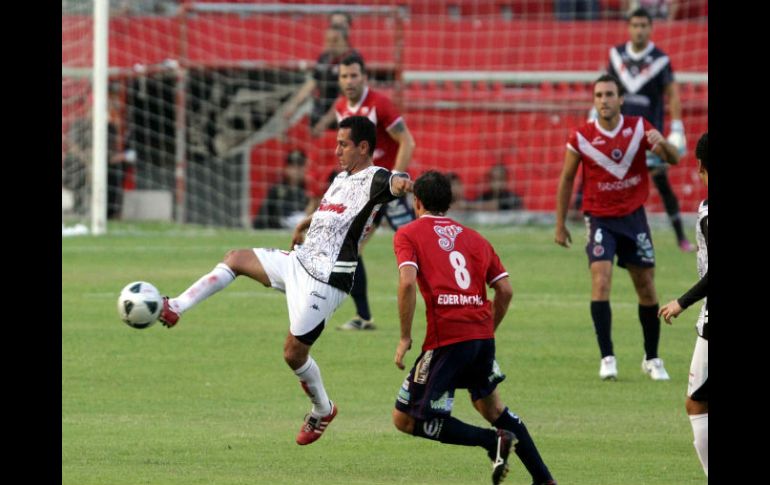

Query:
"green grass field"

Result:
[[62, 222, 705, 485]]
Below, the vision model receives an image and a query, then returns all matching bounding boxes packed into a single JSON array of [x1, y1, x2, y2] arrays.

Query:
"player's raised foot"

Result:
[[679, 239, 695, 252], [296, 403, 338, 445], [337, 316, 376, 331], [599, 355, 617, 381], [159, 297, 180, 328], [491, 429, 517, 485], [641, 357, 670, 381]]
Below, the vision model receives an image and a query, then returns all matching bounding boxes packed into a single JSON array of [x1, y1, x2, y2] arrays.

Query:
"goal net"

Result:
[[62, 0, 707, 230]]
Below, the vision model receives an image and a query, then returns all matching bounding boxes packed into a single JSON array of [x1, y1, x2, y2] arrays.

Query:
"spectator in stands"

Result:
[[283, 20, 361, 136], [253, 149, 309, 229], [624, 0, 678, 20], [475, 164, 524, 211], [63, 118, 91, 215], [446, 172, 473, 212], [554, 0, 600, 20], [63, 106, 133, 219]]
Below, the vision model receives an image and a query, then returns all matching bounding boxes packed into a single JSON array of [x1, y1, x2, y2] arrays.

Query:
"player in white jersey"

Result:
[[155, 116, 413, 446], [659, 132, 708, 477]]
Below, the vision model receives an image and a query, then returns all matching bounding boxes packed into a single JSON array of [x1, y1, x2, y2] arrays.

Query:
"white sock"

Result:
[[294, 356, 332, 417], [170, 263, 236, 314], [689, 413, 708, 476]]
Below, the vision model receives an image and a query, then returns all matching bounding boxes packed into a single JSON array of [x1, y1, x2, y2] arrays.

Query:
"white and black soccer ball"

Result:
[[117, 281, 162, 329]]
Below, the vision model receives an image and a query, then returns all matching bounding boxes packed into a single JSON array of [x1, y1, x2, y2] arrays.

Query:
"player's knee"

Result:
[[283, 342, 305, 369], [223, 249, 246, 273], [392, 409, 414, 434], [686, 397, 708, 415]]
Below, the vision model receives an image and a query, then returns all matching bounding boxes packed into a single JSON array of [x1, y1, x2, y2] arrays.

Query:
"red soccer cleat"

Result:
[[159, 297, 180, 328], [296, 403, 337, 445]]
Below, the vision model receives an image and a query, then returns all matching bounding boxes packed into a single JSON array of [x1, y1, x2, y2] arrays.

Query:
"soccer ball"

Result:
[[117, 281, 162, 329]]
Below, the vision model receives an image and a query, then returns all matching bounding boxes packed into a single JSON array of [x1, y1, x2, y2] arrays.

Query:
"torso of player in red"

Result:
[[394, 215, 509, 352], [568, 115, 656, 217], [334, 86, 402, 170]]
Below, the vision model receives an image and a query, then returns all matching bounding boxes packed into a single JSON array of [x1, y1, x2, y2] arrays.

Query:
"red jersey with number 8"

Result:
[[394, 215, 509, 351]]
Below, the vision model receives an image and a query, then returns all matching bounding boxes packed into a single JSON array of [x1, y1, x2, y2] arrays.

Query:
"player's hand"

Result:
[[290, 227, 305, 248], [391, 176, 413, 196], [394, 337, 412, 370], [667, 120, 687, 156], [645, 129, 665, 149], [658, 300, 684, 324], [554, 225, 572, 248]]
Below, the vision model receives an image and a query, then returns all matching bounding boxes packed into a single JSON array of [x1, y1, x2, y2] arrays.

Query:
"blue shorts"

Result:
[[374, 196, 415, 231], [584, 206, 655, 269], [394, 339, 505, 421]]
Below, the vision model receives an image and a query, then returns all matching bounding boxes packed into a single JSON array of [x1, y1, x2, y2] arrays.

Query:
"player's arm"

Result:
[[555, 148, 581, 248], [311, 103, 339, 137], [386, 119, 416, 173], [664, 81, 687, 155], [395, 264, 417, 370], [647, 128, 680, 165], [659, 271, 707, 324], [490, 276, 513, 331], [291, 213, 313, 248], [284, 77, 317, 120]]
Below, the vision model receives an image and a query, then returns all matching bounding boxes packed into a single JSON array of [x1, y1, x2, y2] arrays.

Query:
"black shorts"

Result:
[[395, 339, 505, 421], [584, 206, 655, 269]]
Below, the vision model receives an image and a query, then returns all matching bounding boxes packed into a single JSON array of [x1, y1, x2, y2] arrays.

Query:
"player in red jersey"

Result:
[[392, 171, 556, 485], [325, 53, 417, 331], [554, 74, 679, 381]]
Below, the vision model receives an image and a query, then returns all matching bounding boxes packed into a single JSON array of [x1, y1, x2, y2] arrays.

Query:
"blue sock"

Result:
[[639, 303, 660, 359], [590, 301, 613, 357], [350, 257, 371, 321], [493, 408, 554, 483]]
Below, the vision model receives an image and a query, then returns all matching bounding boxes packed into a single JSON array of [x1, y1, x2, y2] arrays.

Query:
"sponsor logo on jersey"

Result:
[[622, 127, 633, 138], [597, 174, 642, 192], [318, 199, 347, 213], [434, 224, 463, 251], [591, 136, 606, 146], [310, 291, 327, 300]]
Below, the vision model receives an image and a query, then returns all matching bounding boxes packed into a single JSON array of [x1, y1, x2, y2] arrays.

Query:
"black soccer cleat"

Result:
[[491, 429, 517, 485]]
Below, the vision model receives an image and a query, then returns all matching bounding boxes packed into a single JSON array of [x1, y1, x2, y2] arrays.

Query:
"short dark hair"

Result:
[[330, 11, 352, 28], [594, 73, 624, 97], [341, 53, 365, 73], [629, 7, 653, 24], [695, 132, 708, 171], [286, 149, 306, 166], [338, 116, 376, 156], [414, 171, 453, 214]]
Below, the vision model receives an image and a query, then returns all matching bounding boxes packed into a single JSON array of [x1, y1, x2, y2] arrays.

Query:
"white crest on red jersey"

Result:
[[434, 224, 463, 252], [577, 117, 645, 180]]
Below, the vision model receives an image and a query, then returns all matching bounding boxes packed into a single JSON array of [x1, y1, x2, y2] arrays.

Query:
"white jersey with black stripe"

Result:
[[696, 199, 708, 337], [295, 166, 401, 292]]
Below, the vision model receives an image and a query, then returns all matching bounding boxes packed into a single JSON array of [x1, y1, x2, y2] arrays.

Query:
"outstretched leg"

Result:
[[161, 249, 271, 326]]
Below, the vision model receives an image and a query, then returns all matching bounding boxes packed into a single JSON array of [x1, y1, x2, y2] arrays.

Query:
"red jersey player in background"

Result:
[[554, 74, 679, 382], [322, 53, 417, 331], [392, 171, 556, 485]]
